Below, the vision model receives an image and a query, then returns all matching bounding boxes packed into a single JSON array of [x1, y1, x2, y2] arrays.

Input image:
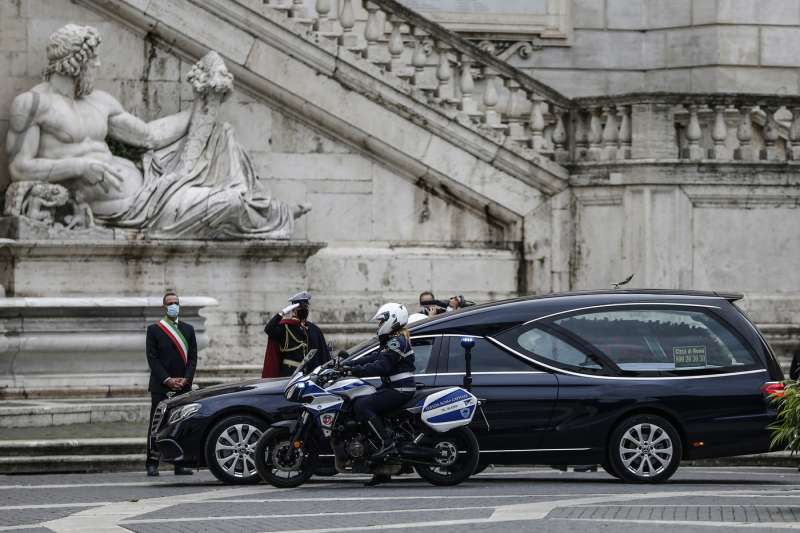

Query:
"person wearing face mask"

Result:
[[262, 291, 331, 378], [145, 291, 198, 477]]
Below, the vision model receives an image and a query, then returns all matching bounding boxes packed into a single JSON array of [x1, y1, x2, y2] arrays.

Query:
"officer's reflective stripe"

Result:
[[389, 372, 414, 382], [394, 387, 415, 392], [283, 359, 301, 368]]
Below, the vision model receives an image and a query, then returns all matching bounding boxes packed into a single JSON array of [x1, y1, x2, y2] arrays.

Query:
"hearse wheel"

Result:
[[608, 414, 681, 483]]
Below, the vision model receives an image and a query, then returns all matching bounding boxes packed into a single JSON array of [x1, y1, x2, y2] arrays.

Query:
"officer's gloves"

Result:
[[281, 303, 300, 316]]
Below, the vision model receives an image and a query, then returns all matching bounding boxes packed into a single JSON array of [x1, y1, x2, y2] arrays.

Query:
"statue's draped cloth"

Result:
[[104, 121, 293, 239]]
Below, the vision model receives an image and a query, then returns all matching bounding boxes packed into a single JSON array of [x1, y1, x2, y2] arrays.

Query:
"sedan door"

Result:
[[434, 335, 557, 459]]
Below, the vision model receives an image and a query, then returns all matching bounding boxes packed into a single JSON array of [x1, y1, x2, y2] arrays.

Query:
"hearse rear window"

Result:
[[551, 308, 759, 373]]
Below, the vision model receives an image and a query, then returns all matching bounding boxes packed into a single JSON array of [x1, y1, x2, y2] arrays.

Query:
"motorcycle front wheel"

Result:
[[413, 427, 479, 486], [254, 427, 319, 488]]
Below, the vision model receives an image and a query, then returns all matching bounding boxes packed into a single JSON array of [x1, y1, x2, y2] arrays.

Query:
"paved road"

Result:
[[1, 466, 800, 532]]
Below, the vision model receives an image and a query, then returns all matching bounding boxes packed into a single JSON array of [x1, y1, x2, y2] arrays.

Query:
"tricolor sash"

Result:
[[158, 318, 188, 366]]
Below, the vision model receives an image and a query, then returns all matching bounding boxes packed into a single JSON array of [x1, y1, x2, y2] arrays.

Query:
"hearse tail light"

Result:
[[760, 382, 785, 399]]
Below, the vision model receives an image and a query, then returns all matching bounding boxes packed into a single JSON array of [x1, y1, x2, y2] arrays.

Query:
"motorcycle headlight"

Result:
[[167, 403, 201, 425]]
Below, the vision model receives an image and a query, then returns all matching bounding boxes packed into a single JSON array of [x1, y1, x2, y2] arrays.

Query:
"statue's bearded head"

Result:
[[44, 24, 102, 98], [187, 52, 234, 96]]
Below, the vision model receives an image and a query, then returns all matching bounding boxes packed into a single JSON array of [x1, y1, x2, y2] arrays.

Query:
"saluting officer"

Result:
[[261, 291, 330, 377]]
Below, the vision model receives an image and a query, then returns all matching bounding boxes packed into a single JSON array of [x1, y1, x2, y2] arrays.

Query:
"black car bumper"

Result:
[[154, 417, 209, 467]]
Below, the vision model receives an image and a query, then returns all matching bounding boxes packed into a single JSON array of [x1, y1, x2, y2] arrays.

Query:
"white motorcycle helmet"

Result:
[[372, 302, 409, 337]]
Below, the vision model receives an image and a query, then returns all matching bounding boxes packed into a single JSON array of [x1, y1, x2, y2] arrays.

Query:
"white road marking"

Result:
[[0, 481, 194, 490], [252, 488, 800, 533], [0, 502, 110, 511], [40, 486, 293, 532], [122, 505, 496, 524], [552, 517, 800, 529], [0, 525, 51, 532], [213, 493, 620, 503]]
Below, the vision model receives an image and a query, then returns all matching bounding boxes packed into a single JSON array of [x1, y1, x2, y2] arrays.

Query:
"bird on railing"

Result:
[[612, 274, 634, 289]]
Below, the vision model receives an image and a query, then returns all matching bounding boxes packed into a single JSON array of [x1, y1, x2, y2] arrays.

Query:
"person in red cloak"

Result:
[[262, 291, 331, 378]]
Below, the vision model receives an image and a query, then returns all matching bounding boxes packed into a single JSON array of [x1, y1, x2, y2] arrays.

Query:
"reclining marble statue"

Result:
[[5, 24, 309, 239]]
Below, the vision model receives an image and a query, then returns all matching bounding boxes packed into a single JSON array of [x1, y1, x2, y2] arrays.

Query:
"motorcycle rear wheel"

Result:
[[255, 427, 318, 488], [413, 427, 479, 486]]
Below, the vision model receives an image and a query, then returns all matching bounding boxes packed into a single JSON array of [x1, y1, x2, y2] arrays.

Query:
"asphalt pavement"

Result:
[[1, 465, 800, 532]]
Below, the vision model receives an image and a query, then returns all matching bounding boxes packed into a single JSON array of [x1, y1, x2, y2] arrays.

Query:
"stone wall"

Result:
[[502, 0, 800, 97]]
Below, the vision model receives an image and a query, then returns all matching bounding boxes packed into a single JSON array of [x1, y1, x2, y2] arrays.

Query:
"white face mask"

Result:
[[166, 303, 180, 318]]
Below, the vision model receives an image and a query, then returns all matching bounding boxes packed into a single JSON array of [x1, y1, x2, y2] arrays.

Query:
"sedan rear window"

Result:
[[552, 308, 759, 373]]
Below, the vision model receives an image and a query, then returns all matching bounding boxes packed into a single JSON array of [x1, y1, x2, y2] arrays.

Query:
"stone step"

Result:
[[0, 399, 149, 428], [0, 437, 146, 474], [0, 454, 146, 474], [0, 437, 145, 457]]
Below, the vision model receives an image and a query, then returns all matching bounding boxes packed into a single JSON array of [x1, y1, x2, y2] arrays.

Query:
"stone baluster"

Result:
[[708, 104, 729, 160], [338, 0, 359, 48], [734, 105, 754, 161], [574, 109, 589, 161], [587, 107, 603, 161], [387, 15, 412, 81], [363, 2, 389, 66], [601, 105, 619, 160], [435, 42, 456, 110], [458, 55, 480, 122], [505, 82, 529, 145], [682, 104, 704, 160], [790, 107, 800, 160], [552, 108, 569, 163], [529, 96, 546, 152], [761, 105, 780, 161], [618, 105, 632, 160], [289, 0, 314, 29], [315, 0, 338, 36], [481, 68, 506, 134], [410, 31, 435, 101]]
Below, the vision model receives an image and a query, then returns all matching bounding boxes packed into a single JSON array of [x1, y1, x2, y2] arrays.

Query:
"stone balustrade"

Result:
[[258, 0, 573, 159], [255, 2, 800, 168], [572, 93, 800, 164]]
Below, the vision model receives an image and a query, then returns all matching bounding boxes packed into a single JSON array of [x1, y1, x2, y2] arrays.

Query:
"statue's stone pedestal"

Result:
[[0, 296, 216, 398], [0, 239, 325, 397]]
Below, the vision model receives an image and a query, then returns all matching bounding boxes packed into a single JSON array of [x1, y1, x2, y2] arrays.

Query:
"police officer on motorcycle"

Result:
[[342, 302, 415, 485]]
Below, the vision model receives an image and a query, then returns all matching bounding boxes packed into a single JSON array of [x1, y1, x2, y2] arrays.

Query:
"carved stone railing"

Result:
[[571, 93, 800, 164], [255, 3, 800, 168], [259, 0, 573, 160]]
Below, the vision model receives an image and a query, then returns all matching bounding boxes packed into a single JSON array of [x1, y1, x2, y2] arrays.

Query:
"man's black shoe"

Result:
[[364, 474, 391, 486], [174, 466, 193, 476], [146, 464, 159, 477]]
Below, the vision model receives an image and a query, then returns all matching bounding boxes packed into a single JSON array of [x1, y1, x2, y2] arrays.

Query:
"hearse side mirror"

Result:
[[461, 337, 475, 391]]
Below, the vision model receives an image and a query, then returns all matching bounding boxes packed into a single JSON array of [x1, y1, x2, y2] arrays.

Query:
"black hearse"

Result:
[[152, 290, 784, 484]]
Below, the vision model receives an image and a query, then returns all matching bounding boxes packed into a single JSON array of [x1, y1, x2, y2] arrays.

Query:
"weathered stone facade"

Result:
[[1, 0, 799, 391]]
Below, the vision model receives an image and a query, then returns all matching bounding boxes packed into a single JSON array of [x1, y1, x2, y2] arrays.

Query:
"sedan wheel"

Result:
[[205, 415, 266, 484], [608, 414, 681, 483]]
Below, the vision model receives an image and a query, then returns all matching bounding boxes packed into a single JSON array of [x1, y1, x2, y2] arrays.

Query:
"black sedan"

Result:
[[152, 290, 785, 484]]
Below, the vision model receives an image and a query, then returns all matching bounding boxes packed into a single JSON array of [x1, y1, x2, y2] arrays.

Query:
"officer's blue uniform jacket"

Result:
[[348, 334, 415, 392]]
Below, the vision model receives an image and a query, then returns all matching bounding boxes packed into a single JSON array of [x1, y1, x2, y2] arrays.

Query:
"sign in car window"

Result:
[[673, 346, 707, 368]]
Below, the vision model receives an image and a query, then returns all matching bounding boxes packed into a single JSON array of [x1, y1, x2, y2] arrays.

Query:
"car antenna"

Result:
[[612, 274, 634, 289]]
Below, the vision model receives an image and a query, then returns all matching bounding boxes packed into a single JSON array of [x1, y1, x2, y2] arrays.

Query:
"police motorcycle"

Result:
[[254, 344, 481, 487]]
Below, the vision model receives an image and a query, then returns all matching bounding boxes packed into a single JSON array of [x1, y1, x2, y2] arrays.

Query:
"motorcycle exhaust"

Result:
[[398, 443, 438, 459]]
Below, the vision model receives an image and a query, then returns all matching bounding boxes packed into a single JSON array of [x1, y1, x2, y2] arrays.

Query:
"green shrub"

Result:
[[770, 381, 800, 453]]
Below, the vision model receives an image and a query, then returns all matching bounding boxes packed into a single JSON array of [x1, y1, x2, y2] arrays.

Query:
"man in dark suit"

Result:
[[145, 291, 197, 476]]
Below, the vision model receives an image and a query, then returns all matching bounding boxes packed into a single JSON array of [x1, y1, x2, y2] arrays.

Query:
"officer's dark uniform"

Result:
[[347, 333, 416, 422], [263, 313, 329, 376], [790, 350, 800, 381]]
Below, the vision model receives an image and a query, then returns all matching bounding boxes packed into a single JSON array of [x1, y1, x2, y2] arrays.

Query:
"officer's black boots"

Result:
[[367, 417, 396, 460], [364, 473, 392, 486]]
